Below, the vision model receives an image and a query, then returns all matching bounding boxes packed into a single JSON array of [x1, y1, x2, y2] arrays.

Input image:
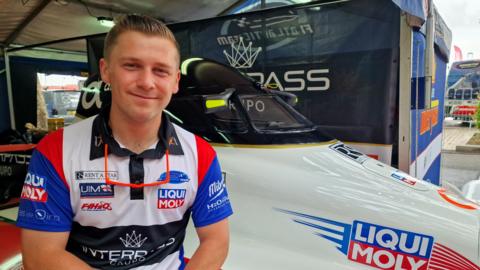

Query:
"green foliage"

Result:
[[476, 101, 480, 129], [473, 100, 480, 129]]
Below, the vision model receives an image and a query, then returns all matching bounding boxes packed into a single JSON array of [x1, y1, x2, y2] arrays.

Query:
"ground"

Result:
[[467, 132, 480, 145]]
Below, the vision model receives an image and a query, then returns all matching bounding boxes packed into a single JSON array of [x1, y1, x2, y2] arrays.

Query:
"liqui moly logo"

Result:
[[349, 221, 432, 269], [158, 189, 186, 209], [277, 209, 480, 270], [21, 172, 48, 202]]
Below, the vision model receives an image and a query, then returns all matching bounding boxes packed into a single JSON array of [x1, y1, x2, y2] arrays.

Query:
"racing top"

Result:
[[16, 107, 233, 270]]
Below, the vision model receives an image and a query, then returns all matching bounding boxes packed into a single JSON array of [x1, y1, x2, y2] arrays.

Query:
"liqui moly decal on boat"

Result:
[[276, 209, 480, 270]]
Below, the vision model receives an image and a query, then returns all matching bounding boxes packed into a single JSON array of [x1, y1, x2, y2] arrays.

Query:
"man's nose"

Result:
[[137, 69, 155, 90]]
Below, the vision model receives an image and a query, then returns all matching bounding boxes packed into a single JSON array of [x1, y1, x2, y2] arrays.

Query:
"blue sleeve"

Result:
[[16, 150, 73, 232], [191, 157, 233, 227]]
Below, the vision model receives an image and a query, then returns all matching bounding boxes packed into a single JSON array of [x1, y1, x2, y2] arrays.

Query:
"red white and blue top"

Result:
[[16, 108, 233, 270]]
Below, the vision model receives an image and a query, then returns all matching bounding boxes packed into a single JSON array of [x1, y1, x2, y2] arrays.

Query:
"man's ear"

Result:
[[99, 58, 110, 84], [173, 70, 181, 94]]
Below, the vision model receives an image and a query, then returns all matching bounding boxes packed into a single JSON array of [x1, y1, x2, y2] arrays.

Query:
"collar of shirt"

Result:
[[89, 105, 184, 160]]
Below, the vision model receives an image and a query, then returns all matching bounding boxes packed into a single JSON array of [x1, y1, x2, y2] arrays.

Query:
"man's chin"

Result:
[[127, 110, 162, 124]]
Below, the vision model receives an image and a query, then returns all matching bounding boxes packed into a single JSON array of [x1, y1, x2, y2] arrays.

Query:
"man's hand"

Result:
[[21, 229, 92, 270], [185, 218, 230, 270]]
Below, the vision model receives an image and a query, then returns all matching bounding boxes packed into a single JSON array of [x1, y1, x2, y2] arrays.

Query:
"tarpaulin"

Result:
[[0, 59, 10, 133], [170, 0, 400, 144], [391, 0, 426, 21]]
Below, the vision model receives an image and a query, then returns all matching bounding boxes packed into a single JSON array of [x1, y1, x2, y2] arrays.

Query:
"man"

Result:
[[17, 14, 233, 270]]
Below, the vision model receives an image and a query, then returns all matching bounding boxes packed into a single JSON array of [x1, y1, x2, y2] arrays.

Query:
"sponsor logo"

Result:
[[224, 37, 262, 69], [80, 183, 114, 198], [81, 231, 175, 266], [391, 172, 417, 186], [158, 170, 190, 184], [329, 142, 368, 164], [21, 172, 48, 202], [0, 153, 31, 165], [217, 10, 314, 49], [157, 189, 186, 209], [75, 171, 118, 181], [218, 10, 330, 92], [0, 165, 13, 176], [120, 230, 148, 248], [18, 209, 60, 222], [247, 68, 330, 92], [80, 88, 102, 111], [207, 196, 230, 212], [81, 201, 112, 211], [278, 209, 480, 270], [228, 99, 265, 112], [94, 136, 103, 148], [206, 175, 230, 212], [209, 177, 226, 200], [348, 221, 432, 269]]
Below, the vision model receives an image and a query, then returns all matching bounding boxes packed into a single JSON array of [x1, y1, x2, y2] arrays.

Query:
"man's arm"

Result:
[[185, 219, 230, 270], [21, 229, 92, 270]]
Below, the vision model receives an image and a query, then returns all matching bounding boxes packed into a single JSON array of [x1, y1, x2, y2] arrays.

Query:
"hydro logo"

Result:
[[21, 172, 48, 202], [79, 183, 114, 198], [158, 189, 186, 209], [278, 209, 480, 270], [158, 170, 190, 184]]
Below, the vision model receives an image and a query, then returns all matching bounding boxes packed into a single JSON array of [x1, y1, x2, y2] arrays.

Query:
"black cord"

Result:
[[78, 0, 96, 18]]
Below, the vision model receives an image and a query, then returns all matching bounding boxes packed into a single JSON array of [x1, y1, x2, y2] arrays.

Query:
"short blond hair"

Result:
[[103, 14, 180, 65]]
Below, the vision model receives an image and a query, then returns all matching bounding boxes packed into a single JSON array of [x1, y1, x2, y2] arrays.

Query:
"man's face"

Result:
[[99, 31, 180, 123]]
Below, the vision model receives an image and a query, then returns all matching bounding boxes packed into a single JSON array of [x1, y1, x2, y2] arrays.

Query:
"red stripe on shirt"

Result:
[[195, 135, 216, 187], [36, 129, 69, 190]]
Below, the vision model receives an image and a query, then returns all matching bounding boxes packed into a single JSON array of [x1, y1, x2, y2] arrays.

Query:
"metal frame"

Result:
[[424, 0, 435, 109], [398, 12, 413, 173], [4, 0, 52, 47], [4, 51, 16, 130]]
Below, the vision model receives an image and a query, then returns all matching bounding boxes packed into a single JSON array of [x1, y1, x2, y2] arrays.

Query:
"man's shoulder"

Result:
[[65, 115, 97, 132], [37, 116, 96, 152], [171, 123, 215, 153]]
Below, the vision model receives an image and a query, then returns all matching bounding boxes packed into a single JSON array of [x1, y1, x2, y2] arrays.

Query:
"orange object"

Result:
[[104, 144, 171, 188], [420, 107, 439, 135], [0, 144, 36, 152], [437, 188, 478, 210]]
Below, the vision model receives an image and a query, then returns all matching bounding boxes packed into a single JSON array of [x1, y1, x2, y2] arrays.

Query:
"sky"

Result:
[[434, 0, 480, 61]]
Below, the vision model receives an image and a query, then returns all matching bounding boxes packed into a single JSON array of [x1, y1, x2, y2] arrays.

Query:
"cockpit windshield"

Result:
[[236, 95, 310, 131], [166, 58, 332, 144]]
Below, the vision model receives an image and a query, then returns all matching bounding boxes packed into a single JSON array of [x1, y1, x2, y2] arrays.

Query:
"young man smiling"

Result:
[[17, 14, 233, 270]]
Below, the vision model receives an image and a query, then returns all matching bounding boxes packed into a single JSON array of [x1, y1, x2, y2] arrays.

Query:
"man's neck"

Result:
[[108, 111, 161, 154]]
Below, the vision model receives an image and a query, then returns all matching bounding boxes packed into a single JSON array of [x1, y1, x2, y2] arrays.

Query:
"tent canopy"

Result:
[[0, 0, 441, 53]]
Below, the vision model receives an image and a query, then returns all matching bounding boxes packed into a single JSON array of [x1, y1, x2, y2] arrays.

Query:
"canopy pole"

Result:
[[424, 0, 435, 109], [4, 50, 16, 130], [398, 12, 413, 173]]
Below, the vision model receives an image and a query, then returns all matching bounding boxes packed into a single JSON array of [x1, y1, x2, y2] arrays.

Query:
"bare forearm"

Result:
[[185, 239, 228, 270], [23, 250, 92, 270]]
